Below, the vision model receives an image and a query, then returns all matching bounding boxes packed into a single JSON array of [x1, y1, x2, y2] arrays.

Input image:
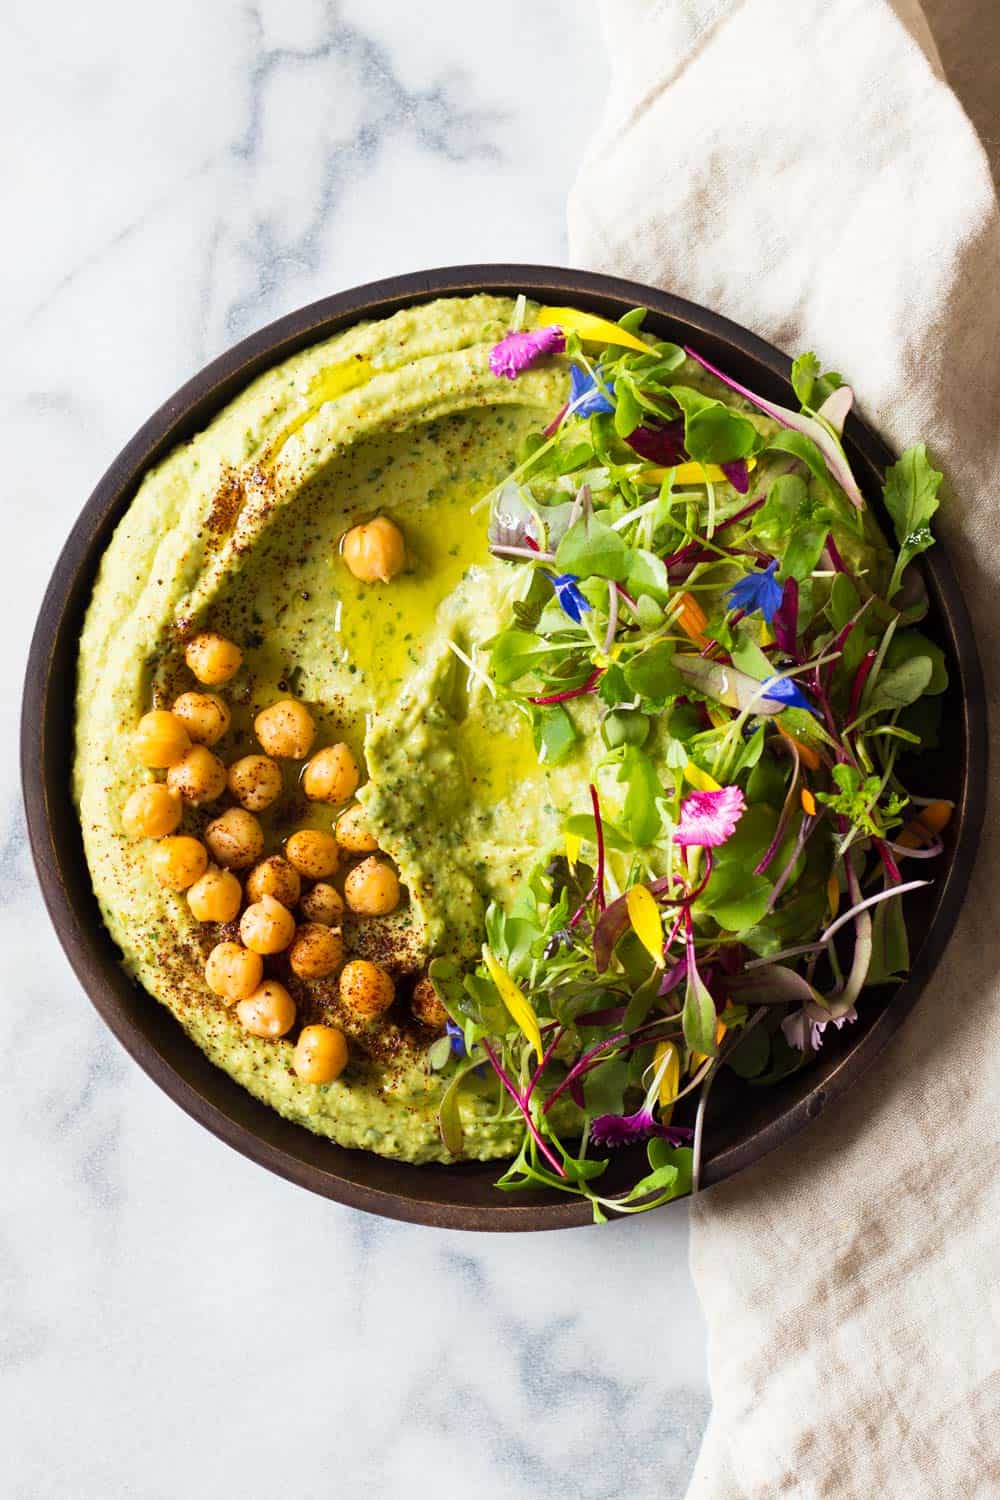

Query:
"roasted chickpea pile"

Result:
[[122, 627, 416, 1080]]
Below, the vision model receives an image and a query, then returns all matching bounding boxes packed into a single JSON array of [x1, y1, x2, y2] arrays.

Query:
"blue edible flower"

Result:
[[725, 559, 783, 622], [445, 1020, 466, 1058], [761, 674, 817, 714], [547, 570, 592, 624], [569, 363, 614, 418]]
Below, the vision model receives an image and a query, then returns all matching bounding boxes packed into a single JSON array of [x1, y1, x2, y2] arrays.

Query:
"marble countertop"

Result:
[[4, 4, 708, 1495]]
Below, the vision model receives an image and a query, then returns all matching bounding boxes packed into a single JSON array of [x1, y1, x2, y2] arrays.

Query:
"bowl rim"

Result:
[[21, 263, 988, 1230]]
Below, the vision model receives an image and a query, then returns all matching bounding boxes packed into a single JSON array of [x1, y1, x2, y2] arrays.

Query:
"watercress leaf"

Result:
[[532, 703, 579, 765], [618, 745, 663, 846], [626, 548, 670, 601], [667, 385, 761, 463], [865, 654, 933, 713], [637, 593, 664, 629], [782, 522, 829, 581], [490, 627, 547, 686], [598, 661, 629, 706], [701, 869, 773, 930], [622, 1162, 680, 1202], [555, 517, 630, 580], [682, 964, 719, 1056], [624, 641, 683, 703], [602, 709, 650, 750], [884, 630, 948, 694], [646, 1144, 694, 1196]]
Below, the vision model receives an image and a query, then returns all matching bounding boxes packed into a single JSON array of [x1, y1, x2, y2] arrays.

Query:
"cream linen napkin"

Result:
[[569, 3, 1000, 1496]]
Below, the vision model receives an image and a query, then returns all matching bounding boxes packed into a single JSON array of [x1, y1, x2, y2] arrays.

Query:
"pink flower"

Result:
[[489, 325, 566, 379], [675, 786, 746, 848]]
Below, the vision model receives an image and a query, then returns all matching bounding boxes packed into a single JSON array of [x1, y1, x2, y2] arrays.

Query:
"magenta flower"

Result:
[[591, 1109, 692, 1148], [489, 325, 565, 379], [674, 786, 746, 848]]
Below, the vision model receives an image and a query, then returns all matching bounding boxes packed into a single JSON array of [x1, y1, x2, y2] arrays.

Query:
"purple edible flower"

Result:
[[569, 364, 614, 417], [761, 674, 817, 714], [591, 1109, 692, 1149], [720, 459, 751, 494], [725, 559, 783, 623], [627, 420, 686, 466], [489, 325, 566, 379], [445, 1020, 466, 1058], [547, 570, 591, 623]]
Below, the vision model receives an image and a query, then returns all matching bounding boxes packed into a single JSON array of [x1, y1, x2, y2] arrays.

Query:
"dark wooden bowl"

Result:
[[22, 266, 987, 1230]]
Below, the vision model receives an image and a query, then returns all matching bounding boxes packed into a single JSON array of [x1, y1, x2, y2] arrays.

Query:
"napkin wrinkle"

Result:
[[570, 2, 1000, 1496]]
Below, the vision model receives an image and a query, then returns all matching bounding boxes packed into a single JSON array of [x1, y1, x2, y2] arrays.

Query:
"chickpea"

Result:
[[299, 882, 345, 926], [285, 828, 339, 880], [122, 783, 182, 840], [342, 516, 405, 583], [293, 1024, 349, 1084], [344, 857, 400, 916], [245, 855, 301, 909], [411, 976, 447, 1030], [150, 835, 208, 891], [227, 754, 284, 812], [187, 866, 243, 924], [204, 807, 265, 871], [335, 803, 377, 853], [239, 893, 295, 955], [236, 981, 296, 1039], [289, 923, 344, 981], [303, 744, 360, 804], [254, 698, 316, 760], [171, 691, 231, 747], [339, 959, 395, 1019], [133, 710, 191, 769], [185, 632, 242, 685], [166, 745, 227, 805], [205, 941, 263, 1003]]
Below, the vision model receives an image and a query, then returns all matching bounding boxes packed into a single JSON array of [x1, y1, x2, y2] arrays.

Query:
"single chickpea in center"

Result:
[[245, 855, 301, 909], [339, 959, 395, 1019], [227, 753, 283, 812], [240, 893, 296, 955], [150, 835, 208, 891], [236, 980, 296, 1039], [411, 976, 448, 1030], [166, 745, 227, 805], [205, 941, 263, 1003], [293, 1024, 349, 1084], [335, 804, 377, 853], [289, 923, 344, 980], [172, 691, 231, 747], [299, 882, 344, 926], [133, 710, 191, 769], [205, 808, 264, 870], [285, 828, 339, 880], [185, 632, 242, 685], [254, 698, 316, 760], [187, 866, 243, 924], [303, 744, 360, 804], [344, 856, 400, 916], [341, 516, 405, 583], [122, 783, 182, 840]]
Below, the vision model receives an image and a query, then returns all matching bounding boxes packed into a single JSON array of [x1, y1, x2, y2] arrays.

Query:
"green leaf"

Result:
[[781, 522, 829, 581], [790, 351, 821, 408], [767, 430, 842, 500], [868, 893, 910, 985], [613, 377, 643, 438], [883, 444, 943, 599], [754, 473, 810, 541], [601, 709, 650, 750], [618, 745, 663, 846], [647, 1142, 693, 1198], [490, 627, 547, 687], [624, 641, 683, 704], [865, 655, 933, 714], [564, 812, 633, 852], [555, 517, 629, 580], [829, 571, 861, 630], [884, 630, 948, 694], [626, 548, 670, 601], [730, 635, 772, 681], [726, 1022, 771, 1079], [438, 1064, 475, 1156], [668, 385, 761, 464], [583, 1056, 629, 1117], [682, 963, 718, 1056], [532, 703, 579, 765], [702, 869, 773, 931]]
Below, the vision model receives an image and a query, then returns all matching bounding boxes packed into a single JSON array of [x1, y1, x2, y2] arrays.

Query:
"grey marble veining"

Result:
[[2, 4, 709, 1495]]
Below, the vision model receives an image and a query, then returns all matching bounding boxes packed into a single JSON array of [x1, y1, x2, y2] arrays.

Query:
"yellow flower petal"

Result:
[[684, 761, 721, 792], [635, 458, 757, 487], [626, 885, 665, 966], [707, 706, 729, 729], [536, 305, 650, 353], [565, 832, 582, 870], [655, 1040, 681, 1122], [482, 946, 543, 1061]]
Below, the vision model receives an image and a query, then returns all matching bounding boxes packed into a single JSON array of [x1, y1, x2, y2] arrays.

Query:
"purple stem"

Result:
[[755, 741, 801, 875], [590, 784, 607, 912], [481, 1039, 567, 1177], [528, 667, 603, 706]]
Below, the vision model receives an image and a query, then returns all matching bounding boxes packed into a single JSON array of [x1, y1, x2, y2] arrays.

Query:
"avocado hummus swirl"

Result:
[[74, 295, 596, 1163]]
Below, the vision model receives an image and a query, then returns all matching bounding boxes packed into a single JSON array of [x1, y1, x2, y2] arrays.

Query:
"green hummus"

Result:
[[75, 295, 588, 1163]]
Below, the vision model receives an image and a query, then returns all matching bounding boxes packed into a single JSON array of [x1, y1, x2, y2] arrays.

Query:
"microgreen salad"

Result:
[[427, 301, 951, 1222]]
